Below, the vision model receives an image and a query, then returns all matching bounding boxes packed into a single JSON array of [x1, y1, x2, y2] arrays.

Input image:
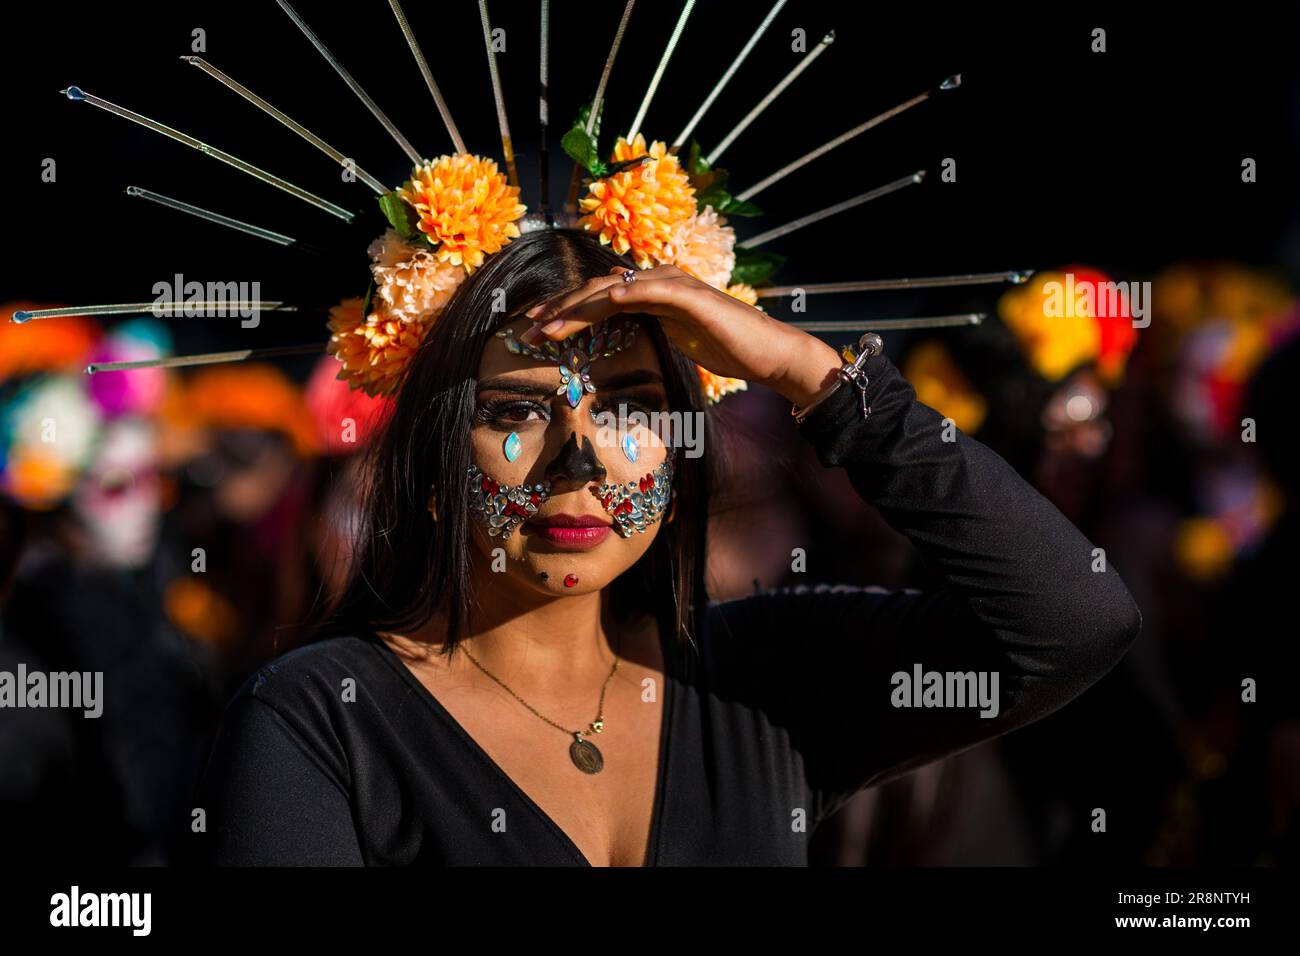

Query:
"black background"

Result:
[[5, 0, 1299, 363]]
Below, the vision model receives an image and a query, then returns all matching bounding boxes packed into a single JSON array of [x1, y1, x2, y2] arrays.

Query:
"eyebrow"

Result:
[[477, 369, 665, 395]]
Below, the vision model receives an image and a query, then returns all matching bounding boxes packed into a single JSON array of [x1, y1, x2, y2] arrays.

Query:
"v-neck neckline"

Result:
[[371, 623, 678, 868]]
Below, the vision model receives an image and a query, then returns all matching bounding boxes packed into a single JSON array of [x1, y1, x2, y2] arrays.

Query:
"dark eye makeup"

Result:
[[473, 388, 667, 429]]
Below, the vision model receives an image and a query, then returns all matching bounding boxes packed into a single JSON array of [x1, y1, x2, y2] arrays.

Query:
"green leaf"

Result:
[[695, 184, 731, 210], [685, 139, 710, 175], [577, 98, 602, 144], [716, 196, 763, 218], [731, 247, 786, 286], [562, 100, 608, 178], [377, 191, 420, 240], [561, 126, 600, 176], [361, 279, 375, 317]]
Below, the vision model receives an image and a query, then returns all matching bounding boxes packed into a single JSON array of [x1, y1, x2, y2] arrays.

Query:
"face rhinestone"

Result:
[[467, 463, 552, 540], [563, 573, 579, 588], [497, 318, 638, 407], [503, 431, 522, 462], [594, 450, 675, 537], [622, 433, 639, 463]]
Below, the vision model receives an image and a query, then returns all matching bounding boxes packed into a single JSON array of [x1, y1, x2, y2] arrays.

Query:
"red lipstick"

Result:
[[526, 513, 613, 550]]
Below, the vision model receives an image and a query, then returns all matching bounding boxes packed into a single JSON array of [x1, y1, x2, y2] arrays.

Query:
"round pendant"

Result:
[[569, 736, 604, 774]]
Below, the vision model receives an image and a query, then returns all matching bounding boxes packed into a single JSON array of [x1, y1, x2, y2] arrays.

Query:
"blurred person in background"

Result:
[[0, 306, 213, 863]]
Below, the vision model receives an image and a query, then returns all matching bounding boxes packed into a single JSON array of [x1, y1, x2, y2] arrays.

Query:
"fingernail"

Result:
[[525, 304, 544, 318], [519, 322, 543, 343], [541, 319, 565, 334]]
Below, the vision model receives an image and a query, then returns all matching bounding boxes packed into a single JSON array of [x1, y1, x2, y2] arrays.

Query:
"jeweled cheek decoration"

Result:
[[496, 317, 639, 409], [595, 449, 675, 537], [467, 464, 552, 540]]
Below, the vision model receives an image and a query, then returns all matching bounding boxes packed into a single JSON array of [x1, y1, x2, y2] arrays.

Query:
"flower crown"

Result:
[[327, 133, 757, 402], [15, 3, 1029, 407]]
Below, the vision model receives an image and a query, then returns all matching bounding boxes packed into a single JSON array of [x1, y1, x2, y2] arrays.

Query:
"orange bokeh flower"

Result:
[[0, 301, 99, 381]]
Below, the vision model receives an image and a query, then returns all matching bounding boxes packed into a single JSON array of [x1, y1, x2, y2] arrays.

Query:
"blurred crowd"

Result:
[[1, 261, 1297, 865]]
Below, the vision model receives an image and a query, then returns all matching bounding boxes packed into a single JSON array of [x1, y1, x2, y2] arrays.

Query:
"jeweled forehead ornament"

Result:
[[596, 448, 675, 537], [496, 318, 639, 409]]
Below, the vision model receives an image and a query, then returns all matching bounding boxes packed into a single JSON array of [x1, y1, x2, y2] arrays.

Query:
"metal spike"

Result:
[[125, 186, 303, 247], [180, 56, 387, 194], [565, 0, 636, 214], [539, 0, 552, 219], [388, 0, 466, 154], [736, 75, 960, 202], [60, 86, 354, 221], [741, 171, 925, 248], [12, 302, 300, 324], [785, 313, 985, 333], [479, 0, 519, 188], [627, 0, 696, 142], [757, 270, 1035, 298], [276, 0, 423, 164], [672, 0, 787, 150], [706, 29, 835, 165], [86, 343, 325, 374]]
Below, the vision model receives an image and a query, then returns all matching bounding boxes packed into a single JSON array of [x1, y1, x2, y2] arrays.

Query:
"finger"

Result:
[[519, 269, 673, 342], [524, 272, 627, 325], [531, 277, 685, 341]]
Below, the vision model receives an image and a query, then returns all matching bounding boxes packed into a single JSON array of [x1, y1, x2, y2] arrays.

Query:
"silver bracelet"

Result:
[[791, 332, 884, 425]]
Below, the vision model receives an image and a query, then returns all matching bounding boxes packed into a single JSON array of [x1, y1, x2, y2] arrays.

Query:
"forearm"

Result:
[[797, 348, 1142, 669]]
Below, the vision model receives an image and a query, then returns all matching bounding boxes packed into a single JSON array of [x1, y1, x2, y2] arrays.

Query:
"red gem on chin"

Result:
[[563, 573, 579, 588], [480, 476, 492, 493], [530, 492, 540, 506], [601, 493, 614, 508], [646, 474, 655, 489]]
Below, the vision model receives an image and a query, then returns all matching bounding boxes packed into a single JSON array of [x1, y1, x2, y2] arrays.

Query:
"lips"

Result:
[[526, 513, 614, 550]]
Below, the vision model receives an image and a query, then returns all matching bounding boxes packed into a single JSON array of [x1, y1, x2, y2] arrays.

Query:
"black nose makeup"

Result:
[[545, 432, 607, 486]]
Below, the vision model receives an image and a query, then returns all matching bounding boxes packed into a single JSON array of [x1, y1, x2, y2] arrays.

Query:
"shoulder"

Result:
[[226, 633, 395, 724]]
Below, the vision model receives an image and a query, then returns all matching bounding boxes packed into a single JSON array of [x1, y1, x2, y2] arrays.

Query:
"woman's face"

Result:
[[463, 315, 673, 597]]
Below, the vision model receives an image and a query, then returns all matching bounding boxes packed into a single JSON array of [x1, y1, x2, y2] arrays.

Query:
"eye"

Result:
[[590, 394, 665, 421], [476, 398, 551, 427]]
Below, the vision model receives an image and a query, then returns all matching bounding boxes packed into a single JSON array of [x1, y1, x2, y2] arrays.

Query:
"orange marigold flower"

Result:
[[398, 154, 526, 272], [696, 366, 748, 404], [725, 283, 759, 307], [327, 297, 434, 398], [578, 135, 696, 268]]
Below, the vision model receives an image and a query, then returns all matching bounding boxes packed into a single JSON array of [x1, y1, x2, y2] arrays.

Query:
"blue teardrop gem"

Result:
[[566, 375, 584, 407], [622, 433, 639, 463], [503, 432, 522, 462]]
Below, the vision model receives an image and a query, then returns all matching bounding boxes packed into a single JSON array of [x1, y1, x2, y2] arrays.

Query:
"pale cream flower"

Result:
[[668, 206, 737, 290], [367, 230, 467, 323]]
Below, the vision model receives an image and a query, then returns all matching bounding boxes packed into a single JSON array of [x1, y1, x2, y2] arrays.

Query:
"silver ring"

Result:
[[620, 268, 637, 284]]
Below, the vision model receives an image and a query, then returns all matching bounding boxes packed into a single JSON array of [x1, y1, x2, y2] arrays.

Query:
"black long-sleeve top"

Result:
[[190, 353, 1142, 865]]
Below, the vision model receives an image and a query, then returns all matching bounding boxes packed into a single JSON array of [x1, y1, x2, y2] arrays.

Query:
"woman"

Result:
[[192, 229, 1141, 866]]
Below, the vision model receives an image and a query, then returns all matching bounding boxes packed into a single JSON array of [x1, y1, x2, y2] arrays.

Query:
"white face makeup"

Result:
[[463, 316, 674, 595]]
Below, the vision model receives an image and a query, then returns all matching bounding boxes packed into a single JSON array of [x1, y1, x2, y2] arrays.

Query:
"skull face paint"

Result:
[[596, 450, 675, 537], [466, 464, 551, 540], [467, 309, 673, 596]]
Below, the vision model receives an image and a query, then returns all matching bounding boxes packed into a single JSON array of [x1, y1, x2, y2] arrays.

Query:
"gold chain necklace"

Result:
[[460, 636, 622, 774]]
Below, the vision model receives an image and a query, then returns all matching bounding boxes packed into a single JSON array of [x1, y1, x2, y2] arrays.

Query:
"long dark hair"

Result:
[[324, 228, 714, 656]]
